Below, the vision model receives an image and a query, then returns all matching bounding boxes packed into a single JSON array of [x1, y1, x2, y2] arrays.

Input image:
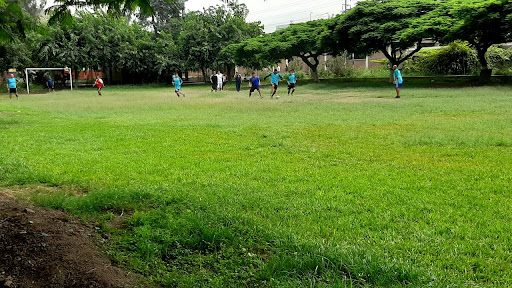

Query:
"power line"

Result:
[[249, 1, 342, 23]]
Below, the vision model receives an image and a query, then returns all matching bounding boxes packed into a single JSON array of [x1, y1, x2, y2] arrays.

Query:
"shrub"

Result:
[[486, 45, 512, 75], [404, 41, 479, 75]]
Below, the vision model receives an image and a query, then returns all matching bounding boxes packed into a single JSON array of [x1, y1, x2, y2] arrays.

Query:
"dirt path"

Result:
[[0, 190, 148, 288]]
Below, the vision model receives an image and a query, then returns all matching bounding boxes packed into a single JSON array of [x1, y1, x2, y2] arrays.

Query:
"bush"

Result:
[[404, 41, 479, 75], [486, 45, 512, 75]]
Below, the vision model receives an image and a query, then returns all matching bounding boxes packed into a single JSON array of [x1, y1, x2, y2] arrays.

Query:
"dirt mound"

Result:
[[0, 191, 149, 288]]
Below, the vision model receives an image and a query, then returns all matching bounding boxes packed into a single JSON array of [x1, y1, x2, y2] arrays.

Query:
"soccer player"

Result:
[[235, 73, 242, 92], [173, 74, 185, 97], [248, 72, 263, 98], [287, 70, 297, 95], [6, 74, 19, 100], [264, 69, 283, 98], [393, 65, 403, 98], [47, 75, 55, 92], [216, 71, 223, 91], [210, 71, 217, 92], [94, 75, 104, 96]]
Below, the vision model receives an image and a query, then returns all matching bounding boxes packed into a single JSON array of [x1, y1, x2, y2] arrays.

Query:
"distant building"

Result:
[[276, 24, 290, 31]]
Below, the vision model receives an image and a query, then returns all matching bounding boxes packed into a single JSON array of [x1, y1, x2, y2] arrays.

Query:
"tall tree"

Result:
[[133, 0, 185, 37], [331, 0, 439, 74], [405, 0, 512, 81], [179, 3, 262, 82], [224, 19, 334, 82]]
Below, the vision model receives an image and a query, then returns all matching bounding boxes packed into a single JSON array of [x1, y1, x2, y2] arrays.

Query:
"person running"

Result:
[[210, 71, 217, 92], [94, 75, 104, 96], [173, 74, 185, 97], [216, 71, 223, 91], [47, 75, 55, 92], [264, 69, 283, 98], [393, 65, 403, 99], [248, 72, 263, 98], [6, 74, 19, 100], [235, 73, 242, 92], [287, 70, 297, 95]]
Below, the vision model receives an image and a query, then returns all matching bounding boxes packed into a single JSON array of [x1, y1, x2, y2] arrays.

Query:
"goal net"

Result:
[[24, 67, 73, 94]]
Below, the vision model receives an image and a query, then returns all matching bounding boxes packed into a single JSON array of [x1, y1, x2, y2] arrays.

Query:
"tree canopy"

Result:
[[330, 0, 439, 68], [404, 0, 512, 80]]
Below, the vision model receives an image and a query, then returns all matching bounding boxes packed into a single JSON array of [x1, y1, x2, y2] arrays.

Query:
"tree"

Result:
[[224, 19, 332, 82], [178, 3, 262, 82], [271, 20, 332, 82], [331, 0, 439, 76], [405, 0, 512, 82], [133, 0, 185, 37], [0, 0, 39, 42]]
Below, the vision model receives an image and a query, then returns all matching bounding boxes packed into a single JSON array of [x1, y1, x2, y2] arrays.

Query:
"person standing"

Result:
[[210, 71, 217, 92], [393, 65, 403, 99], [222, 74, 228, 90], [263, 69, 283, 98], [94, 75, 104, 96], [216, 71, 223, 91], [248, 72, 263, 98], [287, 70, 297, 95], [6, 74, 19, 100], [173, 74, 186, 97], [235, 73, 242, 92], [47, 75, 55, 92]]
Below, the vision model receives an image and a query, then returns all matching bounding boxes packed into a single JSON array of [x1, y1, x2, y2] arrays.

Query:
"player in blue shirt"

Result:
[[47, 75, 55, 92], [6, 74, 20, 100], [248, 72, 263, 98], [393, 65, 403, 99], [263, 69, 283, 98], [173, 74, 185, 97], [287, 70, 297, 95]]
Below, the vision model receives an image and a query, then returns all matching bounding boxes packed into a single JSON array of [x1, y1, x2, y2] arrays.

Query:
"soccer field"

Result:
[[1, 82, 511, 287]]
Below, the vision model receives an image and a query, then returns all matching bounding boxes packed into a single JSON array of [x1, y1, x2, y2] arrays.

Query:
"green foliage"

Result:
[[404, 41, 479, 75], [179, 4, 262, 80], [405, 0, 512, 78], [331, 0, 439, 66], [486, 45, 512, 75]]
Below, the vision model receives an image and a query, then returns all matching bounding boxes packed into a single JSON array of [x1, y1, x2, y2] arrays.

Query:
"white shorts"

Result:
[[217, 81, 223, 88]]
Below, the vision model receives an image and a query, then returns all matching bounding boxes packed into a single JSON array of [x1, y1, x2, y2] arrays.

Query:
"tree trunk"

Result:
[[311, 67, 319, 82], [477, 47, 492, 83], [201, 67, 207, 83], [299, 53, 320, 82]]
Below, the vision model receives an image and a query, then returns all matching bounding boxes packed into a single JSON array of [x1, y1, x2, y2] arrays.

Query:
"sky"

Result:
[[185, 0, 357, 33]]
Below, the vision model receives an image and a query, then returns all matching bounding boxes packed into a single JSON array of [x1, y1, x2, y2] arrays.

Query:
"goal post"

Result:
[[24, 67, 73, 94]]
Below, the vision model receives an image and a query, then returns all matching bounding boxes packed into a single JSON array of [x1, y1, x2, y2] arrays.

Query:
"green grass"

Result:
[[1, 81, 511, 287]]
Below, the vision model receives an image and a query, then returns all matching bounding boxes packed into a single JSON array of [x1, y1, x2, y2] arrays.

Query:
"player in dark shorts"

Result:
[[249, 72, 263, 98], [263, 69, 283, 98], [47, 75, 55, 92], [6, 74, 19, 100], [287, 70, 297, 95], [210, 72, 217, 92]]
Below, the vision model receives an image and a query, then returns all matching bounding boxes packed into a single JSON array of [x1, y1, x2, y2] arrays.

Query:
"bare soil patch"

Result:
[[0, 190, 149, 288]]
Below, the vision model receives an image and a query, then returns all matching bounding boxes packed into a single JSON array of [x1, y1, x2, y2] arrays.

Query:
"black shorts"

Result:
[[9, 88, 17, 93], [288, 83, 296, 89], [250, 86, 260, 93], [272, 83, 278, 89], [175, 89, 181, 93], [212, 83, 217, 89]]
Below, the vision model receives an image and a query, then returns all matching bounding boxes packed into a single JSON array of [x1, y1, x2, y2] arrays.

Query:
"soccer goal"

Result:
[[24, 67, 73, 94]]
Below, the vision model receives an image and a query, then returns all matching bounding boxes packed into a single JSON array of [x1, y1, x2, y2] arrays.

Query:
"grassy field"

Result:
[[1, 81, 511, 287]]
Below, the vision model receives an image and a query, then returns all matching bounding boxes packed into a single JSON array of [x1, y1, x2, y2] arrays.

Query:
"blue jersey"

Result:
[[249, 77, 260, 88], [7, 78, 18, 88], [394, 69, 403, 84], [173, 77, 183, 89], [288, 73, 297, 84], [48, 79, 54, 86], [266, 73, 283, 85]]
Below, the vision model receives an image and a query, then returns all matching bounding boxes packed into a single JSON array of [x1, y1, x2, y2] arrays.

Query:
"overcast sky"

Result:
[[185, 0, 357, 33]]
